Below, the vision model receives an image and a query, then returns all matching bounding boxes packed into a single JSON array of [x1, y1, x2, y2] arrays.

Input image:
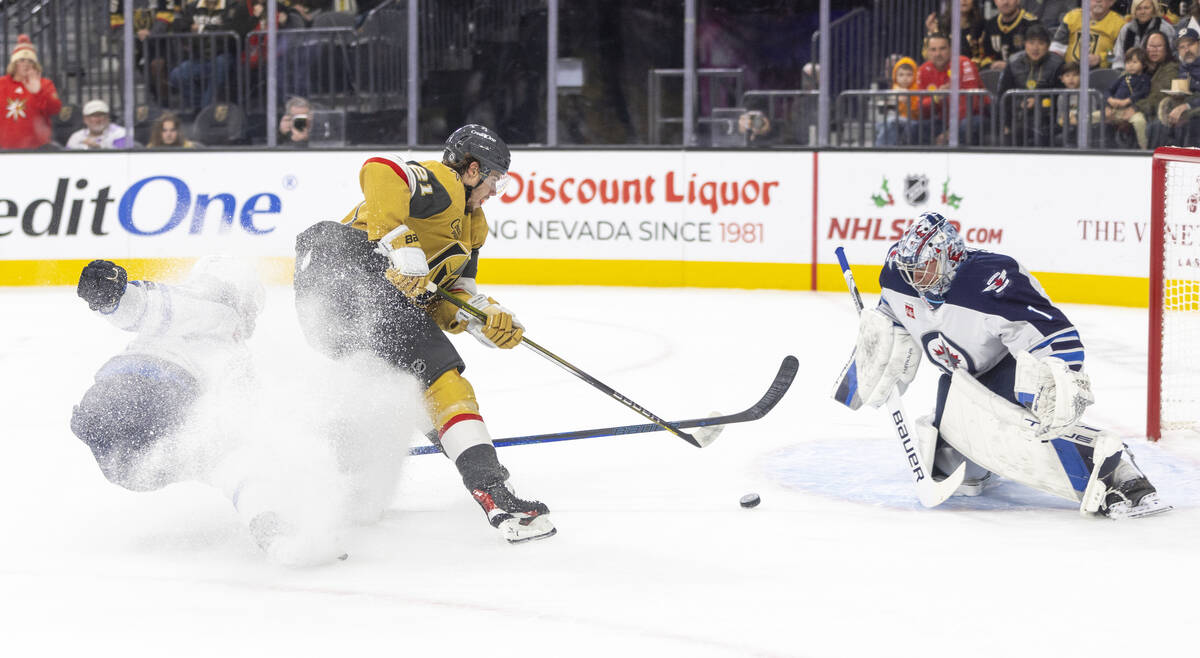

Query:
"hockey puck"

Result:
[[739, 493, 761, 509]]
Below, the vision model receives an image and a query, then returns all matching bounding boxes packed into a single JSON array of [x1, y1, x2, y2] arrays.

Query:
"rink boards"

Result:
[[0, 149, 1156, 306]]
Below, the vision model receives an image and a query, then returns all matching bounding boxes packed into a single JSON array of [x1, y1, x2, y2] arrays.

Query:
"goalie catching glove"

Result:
[[376, 224, 431, 299], [851, 307, 920, 408], [455, 293, 524, 349], [1014, 351, 1093, 437]]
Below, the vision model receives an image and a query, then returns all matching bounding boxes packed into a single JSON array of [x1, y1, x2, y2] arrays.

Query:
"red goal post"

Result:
[[1149, 147, 1200, 440]]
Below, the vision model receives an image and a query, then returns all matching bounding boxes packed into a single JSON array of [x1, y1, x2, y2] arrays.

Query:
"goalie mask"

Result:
[[888, 211, 966, 305]]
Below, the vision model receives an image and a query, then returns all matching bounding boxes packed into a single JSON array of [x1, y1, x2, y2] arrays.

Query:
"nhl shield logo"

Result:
[[904, 174, 929, 207]]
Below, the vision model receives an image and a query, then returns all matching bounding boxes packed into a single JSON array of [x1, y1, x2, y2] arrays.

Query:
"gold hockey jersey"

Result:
[[342, 155, 488, 330], [1053, 8, 1125, 68]]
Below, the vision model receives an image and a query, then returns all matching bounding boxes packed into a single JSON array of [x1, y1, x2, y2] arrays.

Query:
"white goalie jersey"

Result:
[[876, 250, 1084, 378]]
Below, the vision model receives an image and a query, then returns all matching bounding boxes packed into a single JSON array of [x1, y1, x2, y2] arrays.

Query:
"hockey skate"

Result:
[[470, 480, 556, 544], [1100, 458, 1172, 520], [249, 512, 349, 567]]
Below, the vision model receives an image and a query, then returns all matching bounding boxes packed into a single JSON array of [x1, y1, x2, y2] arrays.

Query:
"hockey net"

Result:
[[1149, 147, 1200, 440]]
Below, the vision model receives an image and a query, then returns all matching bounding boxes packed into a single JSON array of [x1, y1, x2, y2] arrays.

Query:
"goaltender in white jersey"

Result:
[[834, 212, 1170, 519]]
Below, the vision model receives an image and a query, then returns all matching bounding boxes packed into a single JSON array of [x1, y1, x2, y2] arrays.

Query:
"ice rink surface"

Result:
[[3, 283, 1199, 658]]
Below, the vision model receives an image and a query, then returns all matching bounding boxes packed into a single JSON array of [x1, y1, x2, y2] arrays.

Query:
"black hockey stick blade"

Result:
[[409, 355, 798, 455]]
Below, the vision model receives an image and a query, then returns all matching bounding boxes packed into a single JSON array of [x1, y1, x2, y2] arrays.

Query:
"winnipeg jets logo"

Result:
[[983, 269, 1010, 294], [921, 333, 975, 375], [5, 97, 27, 120], [905, 304, 915, 318]]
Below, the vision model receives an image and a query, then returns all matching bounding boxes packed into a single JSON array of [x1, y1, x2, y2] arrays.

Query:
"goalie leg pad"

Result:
[[938, 369, 1121, 508]]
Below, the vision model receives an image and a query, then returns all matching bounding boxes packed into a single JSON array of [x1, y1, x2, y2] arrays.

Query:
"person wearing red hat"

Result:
[[0, 34, 62, 150]]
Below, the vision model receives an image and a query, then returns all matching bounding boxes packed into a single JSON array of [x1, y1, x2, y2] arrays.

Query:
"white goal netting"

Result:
[[1157, 158, 1200, 435]]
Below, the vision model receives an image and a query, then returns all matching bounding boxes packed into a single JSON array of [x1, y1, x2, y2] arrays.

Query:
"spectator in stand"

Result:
[[1104, 46, 1151, 148], [1155, 27, 1200, 145], [979, 0, 1041, 71], [66, 99, 130, 150], [1112, 0, 1177, 70], [924, 0, 987, 68], [1137, 31, 1180, 147], [1022, 0, 1073, 31], [0, 34, 61, 150], [110, 2, 179, 104], [277, 95, 310, 148], [1055, 61, 1089, 144], [169, 0, 257, 111], [999, 23, 1065, 146], [285, 0, 333, 27], [734, 109, 785, 147], [877, 56, 920, 146], [1050, 0, 1125, 69], [914, 33, 989, 145], [148, 111, 196, 148], [1177, 2, 1200, 36]]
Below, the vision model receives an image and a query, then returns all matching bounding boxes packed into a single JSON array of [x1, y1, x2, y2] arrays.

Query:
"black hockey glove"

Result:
[[77, 259, 128, 311]]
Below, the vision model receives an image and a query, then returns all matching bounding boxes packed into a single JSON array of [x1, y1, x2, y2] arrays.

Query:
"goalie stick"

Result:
[[409, 355, 798, 456], [834, 246, 965, 508], [428, 282, 705, 447]]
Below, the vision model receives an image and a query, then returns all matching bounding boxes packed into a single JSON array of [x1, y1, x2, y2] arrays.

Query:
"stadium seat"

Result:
[[980, 69, 1002, 97], [1088, 68, 1121, 96], [191, 102, 246, 145], [52, 103, 82, 146]]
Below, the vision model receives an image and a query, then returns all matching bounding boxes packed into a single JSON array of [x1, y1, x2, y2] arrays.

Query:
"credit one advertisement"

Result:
[[817, 151, 1151, 279], [0, 150, 813, 267]]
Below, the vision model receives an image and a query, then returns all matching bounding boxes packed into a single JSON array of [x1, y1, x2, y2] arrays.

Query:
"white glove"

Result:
[[854, 307, 921, 408], [375, 224, 429, 299], [457, 293, 524, 349], [1014, 351, 1094, 437]]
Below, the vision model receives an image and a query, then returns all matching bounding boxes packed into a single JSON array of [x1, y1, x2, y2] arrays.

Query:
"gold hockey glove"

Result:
[[458, 293, 524, 349], [375, 224, 429, 300]]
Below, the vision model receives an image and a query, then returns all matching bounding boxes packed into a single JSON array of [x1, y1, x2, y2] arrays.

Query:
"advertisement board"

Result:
[[0, 149, 815, 289], [815, 151, 1151, 305], [0, 148, 1154, 305]]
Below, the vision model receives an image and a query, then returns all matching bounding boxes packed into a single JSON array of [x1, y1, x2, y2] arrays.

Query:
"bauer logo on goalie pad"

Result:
[[983, 269, 1010, 294], [921, 333, 975, 375]]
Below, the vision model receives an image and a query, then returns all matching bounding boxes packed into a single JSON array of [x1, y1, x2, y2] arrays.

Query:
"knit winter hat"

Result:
[[10, 35, 38, 66], [8, 34, 40, 74]]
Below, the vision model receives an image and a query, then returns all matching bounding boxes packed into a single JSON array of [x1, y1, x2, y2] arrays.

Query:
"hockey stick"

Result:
[[428, 283, 706, 447], [834, 246, 964, 508], [409, 355, 798, 456]]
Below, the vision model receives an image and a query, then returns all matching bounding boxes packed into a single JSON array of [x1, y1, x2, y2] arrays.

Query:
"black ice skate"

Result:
[[1102, 477, 1172, 519], [470, 480, 556, 544], [1100, 458, 1172, 520]]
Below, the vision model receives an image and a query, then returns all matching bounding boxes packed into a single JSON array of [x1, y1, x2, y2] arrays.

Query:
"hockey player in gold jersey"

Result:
[[293, 124, 555, 543]]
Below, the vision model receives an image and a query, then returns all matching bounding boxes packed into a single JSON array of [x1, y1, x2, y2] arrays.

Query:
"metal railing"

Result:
[[997, 89, 1107, 149], [245, 27, 359, 114], [2, 0, 114, 116], [812, 0, 939, 98], [835, 89, 994, 147], [648, 67, 744, 145], [743, 90, 819, 146], [143, 31, 244, 118]]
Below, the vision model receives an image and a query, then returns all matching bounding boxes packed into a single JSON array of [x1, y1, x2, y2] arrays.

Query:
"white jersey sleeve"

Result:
[[103, 281, 242, 341]]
